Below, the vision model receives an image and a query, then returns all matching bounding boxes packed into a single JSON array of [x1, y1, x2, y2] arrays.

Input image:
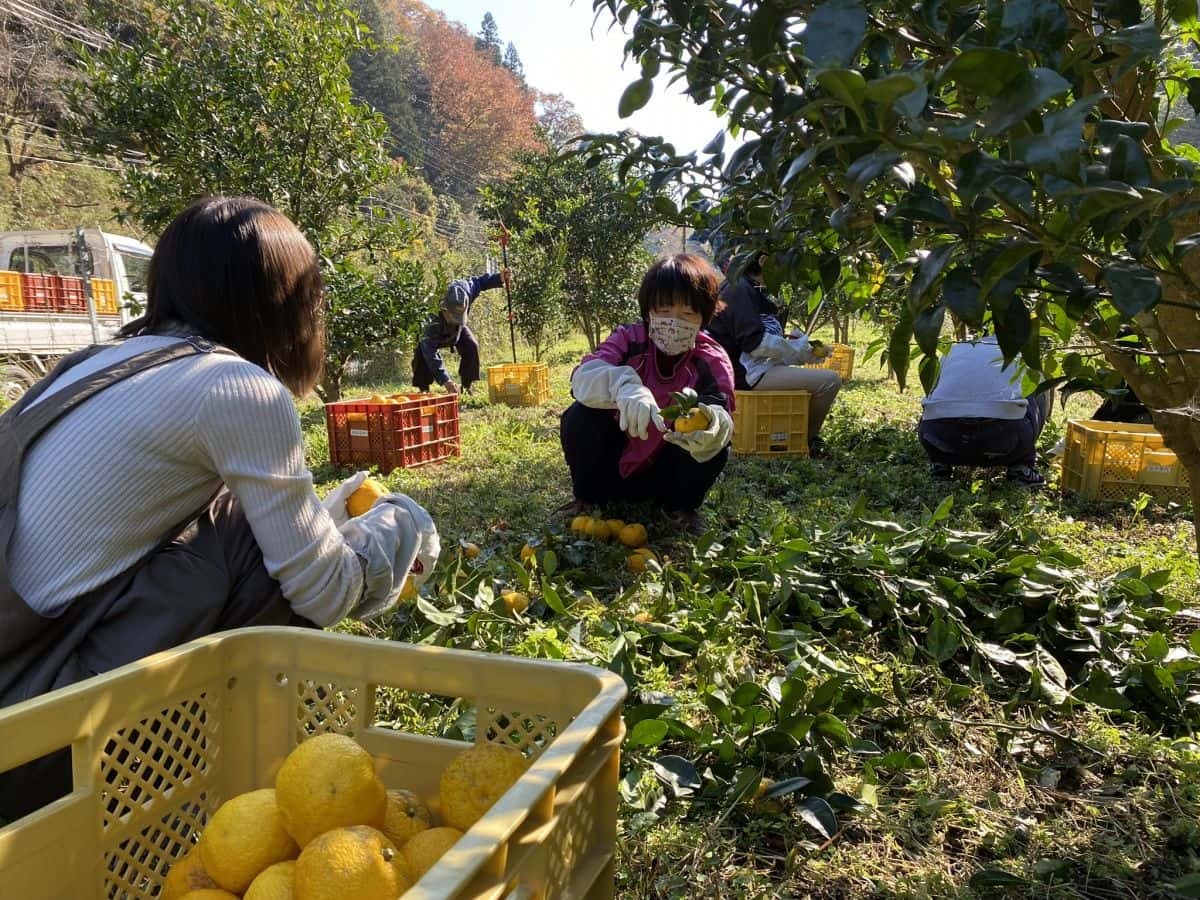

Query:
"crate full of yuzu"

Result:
[[0, 627, 626, 898], [326, 393, 460, 473]]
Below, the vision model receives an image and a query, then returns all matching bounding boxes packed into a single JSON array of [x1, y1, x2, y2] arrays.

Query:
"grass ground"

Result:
[[300, 332, 1200, 899]]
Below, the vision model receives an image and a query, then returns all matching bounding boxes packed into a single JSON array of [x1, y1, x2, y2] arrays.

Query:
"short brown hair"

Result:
[[122, 196, 325, 395], [637, 253, 721, 327]]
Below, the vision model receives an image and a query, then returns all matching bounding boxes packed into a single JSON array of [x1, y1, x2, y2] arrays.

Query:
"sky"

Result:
[[424, 0, 729, 154]]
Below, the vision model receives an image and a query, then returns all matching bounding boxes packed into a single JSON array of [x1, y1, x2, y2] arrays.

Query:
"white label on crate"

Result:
[[770, 431, 788, 442], [1145, 464, 1175, 474], [350, 429, 369, 438], [422, 425, 434, 435]]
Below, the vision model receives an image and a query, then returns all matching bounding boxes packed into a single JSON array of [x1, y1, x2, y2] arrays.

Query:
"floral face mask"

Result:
[[647, 314, 700, 356]]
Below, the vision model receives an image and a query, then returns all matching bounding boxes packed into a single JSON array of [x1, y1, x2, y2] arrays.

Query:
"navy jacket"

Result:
[[417, 272, 503, 385], [706, 276, 788, 390]]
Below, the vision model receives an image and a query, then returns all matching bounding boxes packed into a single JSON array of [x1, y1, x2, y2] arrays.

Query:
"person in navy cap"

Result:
[[412, 268, 511, 394]]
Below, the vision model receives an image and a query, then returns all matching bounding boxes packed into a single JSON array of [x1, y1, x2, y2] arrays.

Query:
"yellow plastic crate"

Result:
[[91, 278, 119, 316], [0, 627, 626, 899], [804, 343, 855, 381], [731, 390, 811, 457], [1061, 420, 1191, 502], [488, 363, 550, 407], [0, 270, 22, 312]]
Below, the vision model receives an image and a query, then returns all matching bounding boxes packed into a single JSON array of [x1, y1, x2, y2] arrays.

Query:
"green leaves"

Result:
[[888, 306, 914, 391], [1102, 264, 1162, 317], [942, 266, 984, 326], [940, 48, 1027, 95], [981, 68, 1071, 137], [803, 0, 868, 68], [618, 77, 654, 118], [816, 69, 868, 125]]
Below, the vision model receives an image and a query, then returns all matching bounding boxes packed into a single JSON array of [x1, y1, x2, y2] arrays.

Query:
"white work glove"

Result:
[[750, 331, 812, 365], [386, 493, 440, 591], [663, 404, 734, 463], [338, 493, 440, 619], [615, 381, 667, 440], [320, 470, 370, 527]]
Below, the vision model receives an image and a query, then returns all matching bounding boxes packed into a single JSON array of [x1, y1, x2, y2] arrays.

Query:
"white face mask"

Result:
[[647, 314, 701, 356]]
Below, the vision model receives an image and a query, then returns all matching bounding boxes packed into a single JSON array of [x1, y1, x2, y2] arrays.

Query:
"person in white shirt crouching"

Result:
[[917, 335, 1051, 486]]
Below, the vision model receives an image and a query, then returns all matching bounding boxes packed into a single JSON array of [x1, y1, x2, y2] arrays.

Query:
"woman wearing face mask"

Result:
[[558, 254, 735, 533]]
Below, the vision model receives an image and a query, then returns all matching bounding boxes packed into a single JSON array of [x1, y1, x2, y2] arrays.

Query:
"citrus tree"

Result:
[[585, 0, 1200, 545], [67, 0, 430, 398], [321, 250, 432, 401], [481, 146, 661, 350]]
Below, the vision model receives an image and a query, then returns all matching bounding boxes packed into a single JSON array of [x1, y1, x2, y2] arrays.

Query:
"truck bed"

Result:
[[1, 312, 121, 356]]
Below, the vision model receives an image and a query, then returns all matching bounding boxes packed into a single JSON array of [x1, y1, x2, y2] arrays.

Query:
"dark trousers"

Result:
[[560, 402, 729, 512], [412, 326, 481, 391], [0, 493, 311, 822], [918, 393, 1051, 468]]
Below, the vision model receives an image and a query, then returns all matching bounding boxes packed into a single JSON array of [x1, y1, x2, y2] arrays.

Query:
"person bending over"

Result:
[[918, 334, 1050, 486]]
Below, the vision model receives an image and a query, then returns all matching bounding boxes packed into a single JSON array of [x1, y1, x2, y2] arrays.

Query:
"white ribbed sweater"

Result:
[[10, 335, 366, 625]]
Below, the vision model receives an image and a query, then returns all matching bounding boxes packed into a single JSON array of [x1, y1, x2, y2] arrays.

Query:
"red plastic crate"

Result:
[[19, 274, 54, 312], [54, 275, 87, 313], [325, 393, 460, 473]]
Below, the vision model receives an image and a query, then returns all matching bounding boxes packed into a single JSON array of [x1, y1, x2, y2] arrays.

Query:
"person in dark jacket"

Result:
[[706, 255, 841, 451], [412, 269, 511, 393]]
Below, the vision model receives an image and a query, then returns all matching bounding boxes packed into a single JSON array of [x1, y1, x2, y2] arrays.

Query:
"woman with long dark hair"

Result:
[[0, 197, 436, 817]]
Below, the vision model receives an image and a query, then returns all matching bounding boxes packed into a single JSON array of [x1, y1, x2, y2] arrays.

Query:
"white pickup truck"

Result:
[[0, 228, 152, 402]]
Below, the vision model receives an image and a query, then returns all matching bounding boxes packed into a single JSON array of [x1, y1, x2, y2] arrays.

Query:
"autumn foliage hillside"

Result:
[[377, 0, 541, 196]]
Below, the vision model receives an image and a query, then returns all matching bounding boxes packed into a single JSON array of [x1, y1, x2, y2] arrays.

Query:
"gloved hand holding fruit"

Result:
[[659, 389, 734, 462]]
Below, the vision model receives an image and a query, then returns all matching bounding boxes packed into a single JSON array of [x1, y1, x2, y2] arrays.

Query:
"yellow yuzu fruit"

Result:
[[626, 548, 658, 573], [368, 393, 386, 404], [244, 860, 296, 900], [673, 407, 711, 433], [400, 827, 464, 882], [275, 733, 387, 847], [381, 788, 433, 848], [519, 543, 536, 563], [590, 520, 612, 541], [439, 743, 529, 831], [294, 826, 410, 900], [162, 844, 218, 900], [618, 524, 648, 548], [605, 519, 626, 534], [399, 576, 418, 601], [462, 541, 481, 559], [179, 891, 240, 900], [501, 590, 530, 615], [199, 788, 298, 894], [345, 478, 385, 518], [569, 515, 589, 534]]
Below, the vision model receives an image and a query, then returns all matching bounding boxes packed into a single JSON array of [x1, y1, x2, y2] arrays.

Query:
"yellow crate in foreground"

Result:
[[0, 627, 626, 899], [488, 363, 550, 407], [1061, 419, 1190, 502], [804, 343, 855, 381], [0, 270, 22, 311], [732, 390, 811, 457]]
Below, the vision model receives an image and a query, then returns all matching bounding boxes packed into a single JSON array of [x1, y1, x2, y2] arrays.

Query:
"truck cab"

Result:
[[0, 228, 152, 403]]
